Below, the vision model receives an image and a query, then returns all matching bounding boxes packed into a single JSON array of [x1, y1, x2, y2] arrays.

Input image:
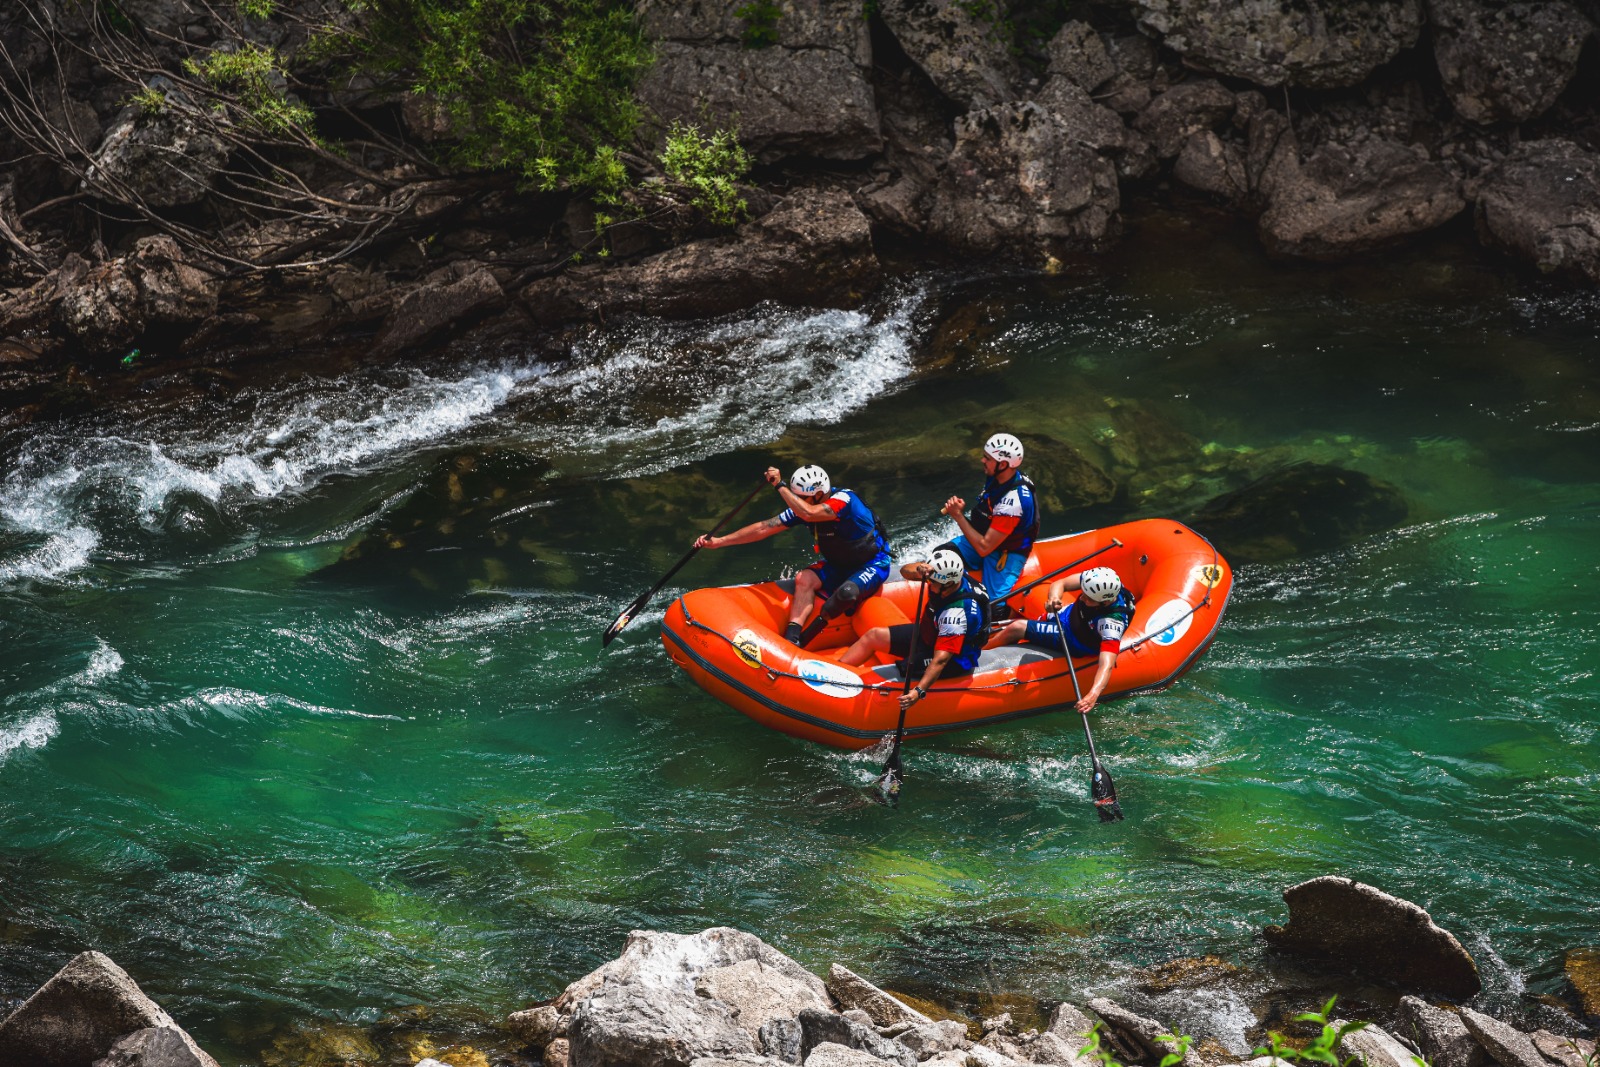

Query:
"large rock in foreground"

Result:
[[522, 188, 879, 323], [0, 951, 219, 1067], [1428, 0, 1593, 125], [1128, 0, 1425, 89], [1473, 140, 1600, 285], [1262, 877, 1481, 1000]]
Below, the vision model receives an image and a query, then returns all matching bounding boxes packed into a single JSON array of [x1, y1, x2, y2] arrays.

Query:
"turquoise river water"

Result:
[[2, 221, 1597, 1063]]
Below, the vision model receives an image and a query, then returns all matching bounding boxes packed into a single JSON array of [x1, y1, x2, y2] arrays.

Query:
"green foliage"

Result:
[[735, 1, 782, 48], [1082, 1022, 1192, 1067], [183, 43, 315, 135], [128, 86, 166, 117], [237, 0, 276, 17], [659, 122, 752, 227], [336, 0, 652, 197], [1253, 997, 1370, 1067]]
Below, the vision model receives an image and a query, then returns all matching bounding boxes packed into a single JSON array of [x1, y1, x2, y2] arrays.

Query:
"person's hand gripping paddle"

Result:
[[1055, 609, 1125, 822], [601, 479, 767, 648]]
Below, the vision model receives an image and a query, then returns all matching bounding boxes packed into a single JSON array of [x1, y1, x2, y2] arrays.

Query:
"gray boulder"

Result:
[[1134, 80, 1237, 160], [0, 951, 206, 1067], [1397, 997, 1488, 1067], [1335, 1023, 1421, 1067], [93, 1026, 220, 1067], [569, 979, 758, 1067], [1473, 140, 1600, 285], [1262, 877, 1481, 999], [1032, 80, 1155, 181], [1129, 0, 1425, 89], [55, 257, 144, 355], [876, 0, 1018, 109], [1045, 22, 1116, 93], [506, 1003, 564, 1049], [86, 104, 229, 208], [370, 261, 505, 358], [824, 964, 930, 1030], [127, 235, 218, 328], [1428, 0, 1593, 125], [1459, 1010, 1546, 1067], [523, 187, 879, 323], [797, 1007, 917, 1067], [1173, 130, 1250, 203], [854, 61, 952, 235], [1047, 1003, 1096, 1051], [926, 101, 1120, 260], [760, 1018, 804, 1064], [1088, 998, 1188, 1065], [635, 1, 880, 163], [698, 959, 833, 1039], [1530, 1032, 1597, 1067], [804, 1043, 892, 1067], [895, 1020, 971, 1059], [1258, 138, 1465, 259]]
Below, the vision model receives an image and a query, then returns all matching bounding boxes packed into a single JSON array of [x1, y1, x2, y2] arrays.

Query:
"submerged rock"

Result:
[[1262, 877, 1481, 1000], [1567, 947, 1600, 1019], [0, 951, 217, 1067], [1189, 462, 1409, 564]]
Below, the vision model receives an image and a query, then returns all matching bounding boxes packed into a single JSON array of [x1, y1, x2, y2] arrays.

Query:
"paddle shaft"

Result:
[[602, 479, 768, 647], [878, 580, 928, 794], [992, 539, 1121, 609], [1056, 610, 1122, 819]]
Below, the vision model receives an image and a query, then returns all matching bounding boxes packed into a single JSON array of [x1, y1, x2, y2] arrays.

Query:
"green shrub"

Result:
[[659, 122, 752, 226], [735, 0, 781, 47], [1254, 997, 1371, 1067], [183, 43, 315, 135]]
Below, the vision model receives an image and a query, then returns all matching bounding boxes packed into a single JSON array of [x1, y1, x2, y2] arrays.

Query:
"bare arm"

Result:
[[900, 648, 953, 711], [696, 515, 786, 549], [1076, 649, 1119, 713], [777, 483, 836, 523], [1046, 573, 1085, 613]]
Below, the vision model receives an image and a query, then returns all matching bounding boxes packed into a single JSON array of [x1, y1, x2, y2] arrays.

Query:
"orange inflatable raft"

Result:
[[660, 519, 1231, 749]]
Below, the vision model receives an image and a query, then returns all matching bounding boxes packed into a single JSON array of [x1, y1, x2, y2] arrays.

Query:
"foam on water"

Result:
[[0, 712, 59, 765]]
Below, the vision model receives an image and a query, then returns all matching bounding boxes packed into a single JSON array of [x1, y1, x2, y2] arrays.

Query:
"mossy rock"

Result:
[[1189, 462, 1409, 564], [1136, 954, 1243, 994], [1567, 947, 1600, 1019]]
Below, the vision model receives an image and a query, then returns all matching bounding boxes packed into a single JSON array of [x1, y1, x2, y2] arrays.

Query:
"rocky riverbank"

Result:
[[1, 878, 1594, 1067], [4, 0, 1600, 427]]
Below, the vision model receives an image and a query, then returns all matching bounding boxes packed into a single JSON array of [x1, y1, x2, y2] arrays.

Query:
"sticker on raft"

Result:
[[797, 659, 861, 699], [1197, 563, 1224, 588], [732, 629, 763, 669], [1139, 599, 1194, 647]]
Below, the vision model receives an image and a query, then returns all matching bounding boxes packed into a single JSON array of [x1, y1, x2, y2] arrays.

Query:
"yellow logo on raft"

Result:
[[732, 629, 763, 668]]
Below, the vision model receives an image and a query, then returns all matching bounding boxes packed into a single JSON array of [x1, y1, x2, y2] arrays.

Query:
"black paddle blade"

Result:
[[602, 592, 651, 647], [1090, 760, 1125, 821], [872, 765, 902, 806]]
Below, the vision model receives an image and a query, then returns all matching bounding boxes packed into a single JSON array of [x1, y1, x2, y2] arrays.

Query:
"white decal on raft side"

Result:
[[1134, 599, 1194, 649], [796, 659, 862, 699]]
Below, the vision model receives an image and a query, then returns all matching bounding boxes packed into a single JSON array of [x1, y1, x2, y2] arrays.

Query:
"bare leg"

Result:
[[839, 626, 890, 667], [789, 568, 823, 627], [985, 618, 1030, 649]]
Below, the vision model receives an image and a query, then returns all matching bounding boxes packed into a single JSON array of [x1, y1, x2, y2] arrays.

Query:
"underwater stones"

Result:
[[825, 964, 932, 1030], [1565, 948, 1600, 1018], [1262, 877, 1481, 1000], [1459, 1009, 1547, 1067], [1189, 462, 1408, 564], [1136, 956, 1242, 994], [1398, 996, 1488, 1067], [0, 951, 205, 1067]]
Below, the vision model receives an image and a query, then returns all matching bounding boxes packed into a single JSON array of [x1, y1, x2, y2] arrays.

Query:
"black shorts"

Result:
[[887, 624, 973, 680]]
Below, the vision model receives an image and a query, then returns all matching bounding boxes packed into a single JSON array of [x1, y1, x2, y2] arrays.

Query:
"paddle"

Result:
[[873, 579, 928, 804], [1055, 610, 1125, 822], [601, 479, 768, 648], [991, 538, 1122, 612]]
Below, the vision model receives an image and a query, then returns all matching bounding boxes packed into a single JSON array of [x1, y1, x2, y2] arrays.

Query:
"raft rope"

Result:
[[677, 532, 1224, 699]]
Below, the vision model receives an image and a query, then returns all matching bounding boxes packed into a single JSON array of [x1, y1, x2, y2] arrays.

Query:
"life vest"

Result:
[[969, 472, 1039, 555], [918, 577, 990, 671], [812, 494, 891, 571], [1068, 589, 1136, 651]]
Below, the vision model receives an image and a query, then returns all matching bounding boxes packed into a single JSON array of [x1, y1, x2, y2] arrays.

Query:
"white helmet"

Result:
[[789, 464, 830, 497], [927, 549, 966, 586], [984, 432, 1024, 469], [1080, 567, 1121, 603]]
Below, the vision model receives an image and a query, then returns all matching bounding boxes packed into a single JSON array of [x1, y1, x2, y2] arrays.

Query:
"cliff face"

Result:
[[1, 0, 1598, 391]]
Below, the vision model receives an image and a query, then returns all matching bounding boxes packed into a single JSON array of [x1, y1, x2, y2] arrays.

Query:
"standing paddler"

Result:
[[694, 465, 891, 647]]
